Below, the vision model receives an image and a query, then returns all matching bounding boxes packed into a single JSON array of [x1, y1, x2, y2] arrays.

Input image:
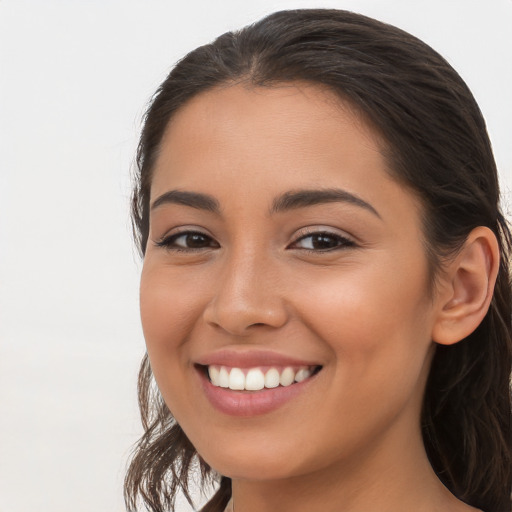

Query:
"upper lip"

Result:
[[195, 349, 321, 368]]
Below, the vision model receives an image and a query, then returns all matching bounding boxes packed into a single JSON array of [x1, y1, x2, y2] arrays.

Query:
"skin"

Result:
[[140, 83, 486, 511]]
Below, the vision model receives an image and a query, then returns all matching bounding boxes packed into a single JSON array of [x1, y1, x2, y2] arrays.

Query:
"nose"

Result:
[[202, 250, 289, 336]]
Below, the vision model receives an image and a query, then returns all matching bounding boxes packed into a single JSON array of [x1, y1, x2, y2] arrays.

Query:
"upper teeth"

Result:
[[208, 365, 315, 391]]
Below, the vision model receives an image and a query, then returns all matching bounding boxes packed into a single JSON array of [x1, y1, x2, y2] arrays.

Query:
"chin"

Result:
[[199, 441, 314, 482]]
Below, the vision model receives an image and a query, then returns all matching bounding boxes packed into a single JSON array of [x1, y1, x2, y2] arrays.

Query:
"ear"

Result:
[[432, 226, 499, 346]]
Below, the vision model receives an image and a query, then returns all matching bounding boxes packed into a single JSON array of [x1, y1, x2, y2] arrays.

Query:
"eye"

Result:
[[156, 231, 219, 251], [290, 231, 355, 252]]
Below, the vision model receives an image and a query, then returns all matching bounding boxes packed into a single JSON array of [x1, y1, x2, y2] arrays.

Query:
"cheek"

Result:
[[139, 263, 205, 400], [139, 264, 205, 421], [288, 269, 433, 458], [140, 263, 205, 346], [294, 258, 433, 374]]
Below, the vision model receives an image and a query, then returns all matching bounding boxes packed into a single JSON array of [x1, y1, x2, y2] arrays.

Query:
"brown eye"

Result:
[[156, 231, 219, 251], [292, 232, 355, 251], [180, 233, 212, 248]]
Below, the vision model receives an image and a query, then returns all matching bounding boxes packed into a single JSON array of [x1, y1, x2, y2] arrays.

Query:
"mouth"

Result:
[[197, 364, 323, 392], [194, 350, 324, 416]]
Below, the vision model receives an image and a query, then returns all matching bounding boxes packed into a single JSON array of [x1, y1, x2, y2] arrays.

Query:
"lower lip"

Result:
[[198, 368, 319, 417]]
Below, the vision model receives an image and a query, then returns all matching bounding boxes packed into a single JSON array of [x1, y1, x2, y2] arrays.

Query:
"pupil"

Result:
[[312, 234, 338, 249], [187, 234, 208, 248]]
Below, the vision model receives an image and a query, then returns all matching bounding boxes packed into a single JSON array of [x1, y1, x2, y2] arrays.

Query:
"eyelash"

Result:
[[155, 229, 356, 253], [155, 230, 219, 252], [289, 230, 356, 252]]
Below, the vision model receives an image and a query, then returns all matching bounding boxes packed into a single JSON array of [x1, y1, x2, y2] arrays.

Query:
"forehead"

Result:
[[151, 83, 391, 196]]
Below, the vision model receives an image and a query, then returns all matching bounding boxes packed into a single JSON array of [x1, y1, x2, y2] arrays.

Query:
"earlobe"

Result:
[[432, 226, 499, 346]]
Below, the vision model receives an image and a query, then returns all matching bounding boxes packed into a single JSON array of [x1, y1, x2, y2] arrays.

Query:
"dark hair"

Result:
[[125, 9, 512, 512]]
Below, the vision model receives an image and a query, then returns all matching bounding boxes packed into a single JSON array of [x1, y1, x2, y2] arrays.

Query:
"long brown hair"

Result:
[[125, 9, 512, 512]]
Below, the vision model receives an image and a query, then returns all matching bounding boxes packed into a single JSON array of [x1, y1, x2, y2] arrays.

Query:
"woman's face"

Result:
[[140, 83, 441, 481]]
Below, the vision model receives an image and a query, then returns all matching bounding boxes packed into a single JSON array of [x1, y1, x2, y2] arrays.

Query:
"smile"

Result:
[[207, 365, 321, 391], [195, 357, 323, 416]]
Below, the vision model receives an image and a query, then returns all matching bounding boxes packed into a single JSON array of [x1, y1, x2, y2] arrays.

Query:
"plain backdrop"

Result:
[[0, 1, 511, 511]]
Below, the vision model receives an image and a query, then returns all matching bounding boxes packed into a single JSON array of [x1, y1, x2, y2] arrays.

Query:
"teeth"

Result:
[[229, 368, 245, 390], [208, 366, 220, 386], [264, 368, 280, 389], [279, 367, 295, 386], [245, 368, 265, 391], [295, 368, 312, 382], [219, 367, 230, 388], [207, 365, 317, 391]]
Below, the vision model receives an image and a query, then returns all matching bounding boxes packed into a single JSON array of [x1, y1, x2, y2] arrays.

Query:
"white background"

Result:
[[0, 1, 511, 511]]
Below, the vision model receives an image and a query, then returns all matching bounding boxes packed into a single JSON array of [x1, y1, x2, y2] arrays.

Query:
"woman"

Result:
[[124, 9, 511, 512]]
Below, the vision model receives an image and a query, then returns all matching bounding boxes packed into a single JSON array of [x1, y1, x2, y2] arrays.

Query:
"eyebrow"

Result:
[[270, 188, 381, 218], [151, 190, 221, 213], [150, 187, 380, 219]]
